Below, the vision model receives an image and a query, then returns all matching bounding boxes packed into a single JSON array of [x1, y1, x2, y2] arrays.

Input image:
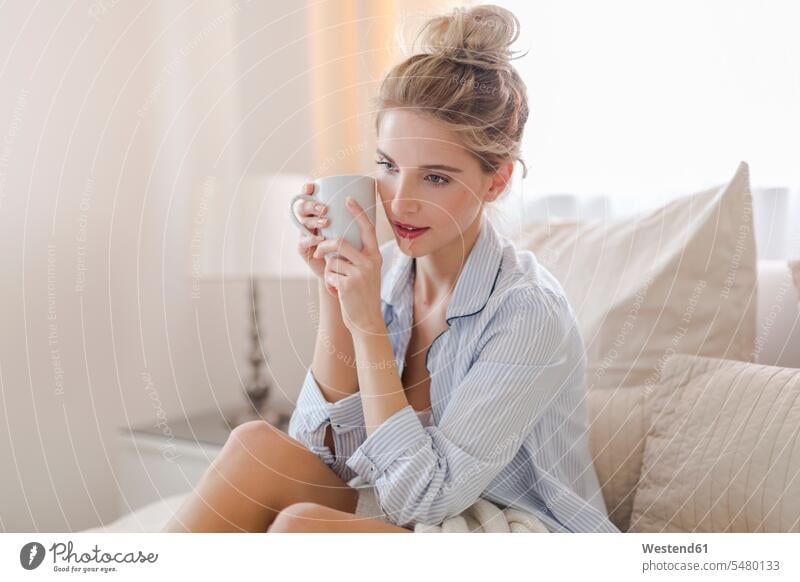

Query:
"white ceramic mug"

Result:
[[289, 174, 377, 259]]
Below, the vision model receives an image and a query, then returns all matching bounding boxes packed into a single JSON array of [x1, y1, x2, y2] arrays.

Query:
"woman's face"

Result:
[[375, 109, 501, 258]]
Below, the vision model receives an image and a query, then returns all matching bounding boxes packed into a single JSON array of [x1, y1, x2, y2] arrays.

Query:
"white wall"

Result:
[[0, 0, 320, 531]]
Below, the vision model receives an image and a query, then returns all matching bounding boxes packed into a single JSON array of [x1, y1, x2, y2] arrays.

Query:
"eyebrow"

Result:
[[376, 148, 463, 173]]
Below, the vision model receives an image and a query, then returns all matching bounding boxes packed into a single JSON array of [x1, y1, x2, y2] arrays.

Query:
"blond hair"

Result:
[[375, 4, 530, 188]]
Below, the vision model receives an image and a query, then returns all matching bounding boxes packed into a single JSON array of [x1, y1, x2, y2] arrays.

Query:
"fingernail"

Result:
[[317, 218, 326, 225], [346, 196, 353, 206], [315, 203, 324, 212]]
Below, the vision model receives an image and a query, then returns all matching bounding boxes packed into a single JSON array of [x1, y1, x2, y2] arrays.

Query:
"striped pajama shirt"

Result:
[[288, 215, 620, 533]]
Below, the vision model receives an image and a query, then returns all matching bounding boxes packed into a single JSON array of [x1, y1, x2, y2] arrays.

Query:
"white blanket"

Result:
[[350, 477, 552, 533], [415, 499, 552, 533]]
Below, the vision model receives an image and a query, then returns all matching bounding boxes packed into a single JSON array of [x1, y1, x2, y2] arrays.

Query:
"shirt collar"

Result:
[[380, 214, 505, 322]]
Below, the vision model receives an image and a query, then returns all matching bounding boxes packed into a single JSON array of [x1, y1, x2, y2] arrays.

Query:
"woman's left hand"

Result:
[[313, 196, 384, 335]]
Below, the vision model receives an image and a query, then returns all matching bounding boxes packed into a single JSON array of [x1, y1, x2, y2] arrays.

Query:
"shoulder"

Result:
[[491, 235, 574, 322], [477, 236, 582, 363]]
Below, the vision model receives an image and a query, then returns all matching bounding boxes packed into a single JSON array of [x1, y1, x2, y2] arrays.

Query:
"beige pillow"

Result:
[[629, 354, 800, 532], [513, 161, 757, 531], [585, 387, 646, 530], [790, 260, 800, 300]]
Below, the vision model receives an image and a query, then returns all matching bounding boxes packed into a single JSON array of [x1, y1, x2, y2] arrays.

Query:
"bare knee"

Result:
[[268, 502, 336, 533], [229, 419, 282, 445], [224, 420, 293, 461], [217, 421, 357, 519]]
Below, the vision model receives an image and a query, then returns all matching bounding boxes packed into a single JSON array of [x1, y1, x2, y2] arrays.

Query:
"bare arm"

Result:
[[293, 180, 358, 404], [311, 278, 359, 403], [292, 182, 362, 464], [351, 323, 408, 437]]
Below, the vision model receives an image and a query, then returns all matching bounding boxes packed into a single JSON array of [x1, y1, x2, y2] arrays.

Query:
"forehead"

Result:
[[377, 109, 467, 162]]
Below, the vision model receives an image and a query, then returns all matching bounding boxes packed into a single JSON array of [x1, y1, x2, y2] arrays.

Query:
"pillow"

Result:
[[754, 261, 800, 368], [585, 387, 646, 530], [512, 161, 757, 531], [629, 354, 800, 532], [790, 260, 800, 300]]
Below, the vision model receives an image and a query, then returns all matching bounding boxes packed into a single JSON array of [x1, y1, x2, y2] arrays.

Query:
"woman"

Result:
[[163, 4, 618, 534]]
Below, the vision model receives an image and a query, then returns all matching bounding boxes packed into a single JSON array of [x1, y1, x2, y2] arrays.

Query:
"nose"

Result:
[[388, 174, 420, 216]]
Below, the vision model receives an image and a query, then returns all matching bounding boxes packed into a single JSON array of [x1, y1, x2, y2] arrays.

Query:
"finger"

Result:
[[324, 255, 358, 277], [314, 237, 367, 267], [324, 271, 343, 290], [345, 197, 378, 251], [303, 215, 329, 231], [292, 183, 316, 218], [300, 199, 327, 217], [298, 233, 324, 252], [298, 241, 319, 263]]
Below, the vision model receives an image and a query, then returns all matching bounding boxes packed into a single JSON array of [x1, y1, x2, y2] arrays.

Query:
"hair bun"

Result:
[[413, 4, 522, 69]]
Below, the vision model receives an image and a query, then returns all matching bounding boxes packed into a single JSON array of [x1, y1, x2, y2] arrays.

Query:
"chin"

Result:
[[395, 238, 427, 257]]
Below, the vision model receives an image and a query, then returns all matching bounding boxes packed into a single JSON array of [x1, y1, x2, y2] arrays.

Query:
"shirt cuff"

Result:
[[346, 404, 429, 483], [326, 391, 364, 433], [294, 368, 331, 433], [296, 368, 364, 431]]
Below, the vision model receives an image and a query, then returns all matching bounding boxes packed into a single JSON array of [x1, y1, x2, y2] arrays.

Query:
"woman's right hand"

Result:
[[294, 182, 337, 296]]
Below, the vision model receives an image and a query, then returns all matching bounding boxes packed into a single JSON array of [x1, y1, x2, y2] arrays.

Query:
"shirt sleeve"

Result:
[[288, 368, 368, 483], [345, 288, 577, 527]]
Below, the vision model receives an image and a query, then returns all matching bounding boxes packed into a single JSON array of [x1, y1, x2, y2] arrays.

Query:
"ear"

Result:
[[485, 161, 514, 203]]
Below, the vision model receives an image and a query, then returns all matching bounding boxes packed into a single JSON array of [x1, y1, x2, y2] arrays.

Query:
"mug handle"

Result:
[[289, 191, 319, 236]]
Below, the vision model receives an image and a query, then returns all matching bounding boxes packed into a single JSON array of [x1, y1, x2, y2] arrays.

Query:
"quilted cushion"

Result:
[[629, 354, 800, 532]]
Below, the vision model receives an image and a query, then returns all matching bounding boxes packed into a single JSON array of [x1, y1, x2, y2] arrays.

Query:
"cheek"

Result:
[[437, 186, 482, 226], [376, 179, 400, 210]]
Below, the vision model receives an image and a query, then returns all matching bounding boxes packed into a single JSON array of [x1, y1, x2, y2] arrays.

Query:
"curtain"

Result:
[[492, 186, 800, 261], [305, 0, 457, 244], [490, 0, 799, 259], [306, 0, 458, 177]]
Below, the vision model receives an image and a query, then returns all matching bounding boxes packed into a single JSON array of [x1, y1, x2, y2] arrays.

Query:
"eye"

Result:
[[425, 174, 449, 187], [376, 159, 396, 173]]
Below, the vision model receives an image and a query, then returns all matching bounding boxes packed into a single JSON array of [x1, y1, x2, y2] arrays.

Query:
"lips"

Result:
[[394, 220, 428, 230], [392, 221, 430, 239]]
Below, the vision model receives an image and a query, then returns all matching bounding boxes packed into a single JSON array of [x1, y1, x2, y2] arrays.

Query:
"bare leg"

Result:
[[162, 421, 357, 532], [268, 502, 412, 533]]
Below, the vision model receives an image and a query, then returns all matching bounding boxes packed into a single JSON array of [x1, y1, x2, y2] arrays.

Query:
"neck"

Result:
[[414, 213, 484, 306]]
